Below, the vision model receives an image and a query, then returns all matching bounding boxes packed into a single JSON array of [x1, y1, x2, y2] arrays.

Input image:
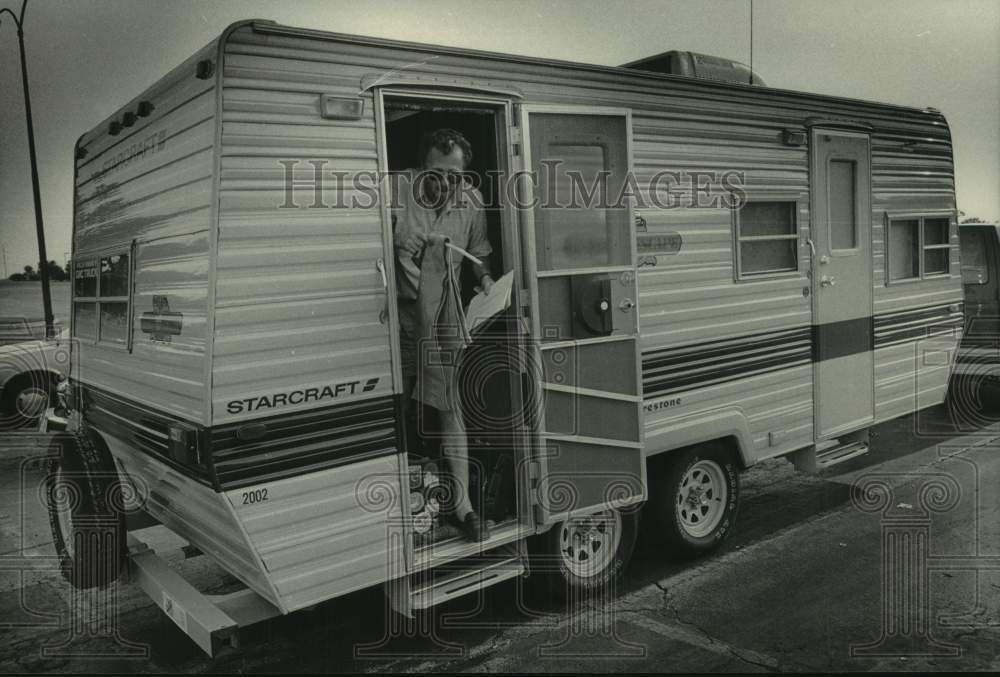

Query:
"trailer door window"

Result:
[[887, 215, 951, 282], [828, 160, 857, 250], [735, 201, 799, 278], [72, 252, 131, 346]]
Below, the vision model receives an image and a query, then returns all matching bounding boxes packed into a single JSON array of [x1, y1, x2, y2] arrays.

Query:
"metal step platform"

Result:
[[388, 542, 526, 616], [791, 434, 871, 473]]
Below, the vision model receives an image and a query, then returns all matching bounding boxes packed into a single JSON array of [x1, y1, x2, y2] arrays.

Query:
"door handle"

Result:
[[820, 275, 836, 287], [376, 258, 389, 324]]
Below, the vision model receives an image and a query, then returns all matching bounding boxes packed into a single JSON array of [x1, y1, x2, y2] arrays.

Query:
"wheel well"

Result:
[[1, 370, 61, 401], [647, 436, 746, 472]]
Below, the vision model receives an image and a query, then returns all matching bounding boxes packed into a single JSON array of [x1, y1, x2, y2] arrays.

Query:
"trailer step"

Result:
[[791, 436, 871, 473], [409, 544, 525, 611], [816, 441, 869, 469]]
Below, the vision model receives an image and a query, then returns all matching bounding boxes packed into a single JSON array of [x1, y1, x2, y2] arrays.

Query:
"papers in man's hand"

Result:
[[465, 271, 514, 333]]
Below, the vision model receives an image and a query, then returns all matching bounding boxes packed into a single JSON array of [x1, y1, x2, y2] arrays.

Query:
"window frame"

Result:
[[826, 157, 861, 256], [884, 212, 954, 285], [732, 196, 804, 282], [71, 244, 135, 351]]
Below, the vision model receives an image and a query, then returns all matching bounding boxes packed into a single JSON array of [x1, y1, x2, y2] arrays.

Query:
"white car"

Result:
[[0, 329, 71, 429]]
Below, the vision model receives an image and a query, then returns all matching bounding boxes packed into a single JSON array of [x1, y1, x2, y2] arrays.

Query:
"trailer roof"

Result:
[[246, 19, 945, 121]]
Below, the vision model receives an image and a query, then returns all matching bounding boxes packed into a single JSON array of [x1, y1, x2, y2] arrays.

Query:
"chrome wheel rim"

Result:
[[15, 386, 48, 420], [676, 460, 727, 538], [559, 510, 622, 578]]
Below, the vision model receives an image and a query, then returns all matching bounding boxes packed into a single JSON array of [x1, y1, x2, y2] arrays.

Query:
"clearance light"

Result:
[[195, 59, 214, 80], [782, 129, 806, 147], [321, 95, 365, 120]]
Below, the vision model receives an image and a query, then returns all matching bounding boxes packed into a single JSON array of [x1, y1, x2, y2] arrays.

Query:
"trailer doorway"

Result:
[[379, 93, 526, 549]]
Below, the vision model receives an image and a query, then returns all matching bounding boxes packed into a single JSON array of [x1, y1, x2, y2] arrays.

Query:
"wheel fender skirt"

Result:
[[643, 409, 753, 466]]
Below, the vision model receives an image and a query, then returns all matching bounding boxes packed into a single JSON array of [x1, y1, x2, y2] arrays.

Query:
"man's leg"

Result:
[[438, 407, 473, 520]]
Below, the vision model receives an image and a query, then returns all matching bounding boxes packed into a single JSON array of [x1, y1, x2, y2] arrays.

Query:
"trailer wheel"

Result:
[[647, 443, 739, 559], [531, 507, 638, 600], [45, 429, 126, 589]]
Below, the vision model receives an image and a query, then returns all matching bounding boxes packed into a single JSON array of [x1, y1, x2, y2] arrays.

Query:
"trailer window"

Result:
[[887, 215, 951, 283], [72, 252, 131, 346], [735, 201, 799, 278]]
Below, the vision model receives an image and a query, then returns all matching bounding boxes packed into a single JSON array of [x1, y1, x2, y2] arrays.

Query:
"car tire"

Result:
[[646, 443, 740, 559], [530, 507, 639, 601], [45, 429, 126, 589], [0, 373, 54, 430]]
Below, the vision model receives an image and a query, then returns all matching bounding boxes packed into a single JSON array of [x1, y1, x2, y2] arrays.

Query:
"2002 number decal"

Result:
[[242, 488, 268, 505]]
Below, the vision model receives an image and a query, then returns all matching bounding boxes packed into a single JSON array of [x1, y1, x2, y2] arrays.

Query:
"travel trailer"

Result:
[[951, 222, 999, 418], [48, 20, 964, 655]]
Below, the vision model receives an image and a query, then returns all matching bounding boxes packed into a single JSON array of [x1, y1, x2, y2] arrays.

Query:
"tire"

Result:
[[947, 372, 1000, 429], [45, 429, 126, 589], [530, 507, 639, 601], [0, 373, 54, 430], [646, 443, 740, 559]]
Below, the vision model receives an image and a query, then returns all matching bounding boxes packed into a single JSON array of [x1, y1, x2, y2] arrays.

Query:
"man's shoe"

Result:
[[458, 510, 490, 542]]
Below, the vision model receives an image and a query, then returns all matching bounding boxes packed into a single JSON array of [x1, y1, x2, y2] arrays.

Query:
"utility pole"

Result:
[[1, 244, 7, 279], [1, 0, 54, 337]]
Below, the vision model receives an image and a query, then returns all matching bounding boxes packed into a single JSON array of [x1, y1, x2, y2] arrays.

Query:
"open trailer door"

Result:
[[517, 106, 646, 525]]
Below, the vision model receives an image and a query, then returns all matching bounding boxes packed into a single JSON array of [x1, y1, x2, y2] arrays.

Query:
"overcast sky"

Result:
[[0, 0, 997, 274]]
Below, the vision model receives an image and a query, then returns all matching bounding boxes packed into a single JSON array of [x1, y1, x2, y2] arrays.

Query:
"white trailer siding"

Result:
[[211, 30, 395, 426], [870, 132, 961, 421], [223, 453, 405, 612], [73, 41, 218, 423], [104, 430, 281, 609]]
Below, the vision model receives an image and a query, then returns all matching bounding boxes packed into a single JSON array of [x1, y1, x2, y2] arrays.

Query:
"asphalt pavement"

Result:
[[0, 402, 998, 673]]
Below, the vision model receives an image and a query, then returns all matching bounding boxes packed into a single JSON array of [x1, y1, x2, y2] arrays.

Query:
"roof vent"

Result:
[[622, 51, 765, 86]]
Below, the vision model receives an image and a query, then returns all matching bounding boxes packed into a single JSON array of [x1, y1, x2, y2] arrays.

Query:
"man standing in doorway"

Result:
[[393, 128, 494, 542]]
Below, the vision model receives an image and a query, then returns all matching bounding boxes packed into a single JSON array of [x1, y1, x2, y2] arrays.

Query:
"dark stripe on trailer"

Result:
[[812, 316, 873, 362], [873, 302, 964, 348], [80, 383, 400, 492], [80, 383, 215, 487], [642, 327, 813, 399], [643, 302, 964, 399], [210, 396, 399, 490]]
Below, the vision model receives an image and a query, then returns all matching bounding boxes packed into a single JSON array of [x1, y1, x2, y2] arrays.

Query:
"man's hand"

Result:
[[395, 232, 427, 256], [477, 274, 495, 296]]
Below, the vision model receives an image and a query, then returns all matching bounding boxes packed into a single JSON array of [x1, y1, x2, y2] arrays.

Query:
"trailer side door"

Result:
[[810, 129, 875, 437]]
